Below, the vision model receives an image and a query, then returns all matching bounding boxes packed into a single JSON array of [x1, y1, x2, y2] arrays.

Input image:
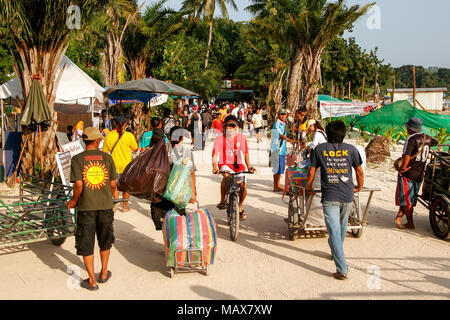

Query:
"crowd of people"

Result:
[[65, 100, 438, 289]]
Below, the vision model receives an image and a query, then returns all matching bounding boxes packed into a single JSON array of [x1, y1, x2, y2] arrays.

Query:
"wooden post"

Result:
[[374, 73, 378, 103], [38, 124, 44, 179], [348, 81, 351, 100], [331, 79, 334, 97], [413, 66, 417, 107], [342, 85, 345, 99], [361, 77, 365, 101], [1, 99, 5, 171], [392, 75, 396, 103]]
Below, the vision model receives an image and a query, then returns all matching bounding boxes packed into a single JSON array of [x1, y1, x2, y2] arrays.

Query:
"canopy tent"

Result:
[[103, 78, 198, 104], [0, 56, 105, 106], [340, 100, 450, 139]]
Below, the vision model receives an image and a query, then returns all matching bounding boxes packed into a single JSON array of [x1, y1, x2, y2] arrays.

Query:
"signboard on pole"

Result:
[[55, 151, 72, 186], [320, 101, 376, 118], [61, 140, 84, 157]]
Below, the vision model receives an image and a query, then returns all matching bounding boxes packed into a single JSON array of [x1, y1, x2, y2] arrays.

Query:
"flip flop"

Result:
[[239, 211, 246, 221], [80, 279, 99, 291], [98, 270, 112, 284], [395, 220, 405, 229], [121, 208, 131, 213], [217, 202, 226, 210]]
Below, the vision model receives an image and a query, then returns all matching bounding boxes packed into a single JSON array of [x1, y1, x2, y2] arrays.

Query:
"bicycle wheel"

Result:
[[228, 193, 240, 241], [350, 198, 362, 238]]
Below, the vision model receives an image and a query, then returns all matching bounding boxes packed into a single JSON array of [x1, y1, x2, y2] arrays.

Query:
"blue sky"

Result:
[[142, 0, 450, 68]]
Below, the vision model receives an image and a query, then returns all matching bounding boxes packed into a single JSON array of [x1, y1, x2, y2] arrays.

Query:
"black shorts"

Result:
[[75, 209, 115, 256], [255, 127, 263, 133]]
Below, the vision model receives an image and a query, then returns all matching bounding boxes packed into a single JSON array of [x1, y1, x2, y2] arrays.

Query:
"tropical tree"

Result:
[[98, 0, 143, 86], [0, 0, 107, 175], [286, 0, 373, 118], [246, 0, 304, 113], [181, 0, 238, 69], [123, 0, 189, 142]]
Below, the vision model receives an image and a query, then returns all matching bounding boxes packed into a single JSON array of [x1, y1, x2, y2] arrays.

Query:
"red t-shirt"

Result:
[[213, 134, 249, 172]]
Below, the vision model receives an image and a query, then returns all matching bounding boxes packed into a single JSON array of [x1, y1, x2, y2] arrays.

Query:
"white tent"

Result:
[[0, 56, 104, 105]]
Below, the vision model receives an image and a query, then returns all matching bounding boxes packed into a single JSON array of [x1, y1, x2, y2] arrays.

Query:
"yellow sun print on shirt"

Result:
[[82, 161, 109, 190]]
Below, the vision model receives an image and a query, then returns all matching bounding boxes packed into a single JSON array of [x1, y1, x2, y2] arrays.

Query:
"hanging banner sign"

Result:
[[150, 94, 168, 107], [320, 101, 376, 118], [61, 140, 84, 158]]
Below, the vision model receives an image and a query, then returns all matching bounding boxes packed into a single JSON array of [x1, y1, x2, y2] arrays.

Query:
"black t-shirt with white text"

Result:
[[311, 142, 362, 203], [402, 133, 438, 182]]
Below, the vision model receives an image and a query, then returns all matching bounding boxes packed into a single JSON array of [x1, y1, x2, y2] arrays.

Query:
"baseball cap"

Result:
[[82, 127, 103, 141], [278, 108, 288, 115], [306, 120, 317, 129]]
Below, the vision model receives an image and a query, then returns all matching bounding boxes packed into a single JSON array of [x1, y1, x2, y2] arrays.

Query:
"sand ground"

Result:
[[0, 130, 449, 300]]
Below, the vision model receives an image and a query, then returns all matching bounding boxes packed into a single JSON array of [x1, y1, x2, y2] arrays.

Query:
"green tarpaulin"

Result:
[[340, 100, 450, 139], [318, 94, 342, 102]]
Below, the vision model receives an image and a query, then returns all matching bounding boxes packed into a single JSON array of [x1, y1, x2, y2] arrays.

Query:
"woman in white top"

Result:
[[305, 119, 327, 152]]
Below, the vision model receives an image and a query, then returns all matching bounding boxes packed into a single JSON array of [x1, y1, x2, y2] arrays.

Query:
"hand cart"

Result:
[[285, 183, 380, 240], [417, 145, 449, 240], [0, 173, 75, 249], [169, 248, 208, 278]]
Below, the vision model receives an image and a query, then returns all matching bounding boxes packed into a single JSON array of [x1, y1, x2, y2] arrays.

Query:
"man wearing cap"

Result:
[[271, 109, 295, 192], [212, 115, 256, 220], [103, 116, 139, 212], [395, 117, 438, 229], [68, 127, 119, 290]]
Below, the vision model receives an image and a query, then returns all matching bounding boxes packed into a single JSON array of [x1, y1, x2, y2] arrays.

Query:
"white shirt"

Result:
[[252, 113, 263, 128], [308, 129, 327, 150]]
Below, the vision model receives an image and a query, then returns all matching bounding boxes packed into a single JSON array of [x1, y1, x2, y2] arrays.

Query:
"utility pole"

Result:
[[413, 66, 417, 107]]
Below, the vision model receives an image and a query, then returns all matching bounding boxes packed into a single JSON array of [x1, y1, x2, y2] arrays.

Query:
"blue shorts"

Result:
[[396, 175, 421, 207], [271, 152, 286, 175]]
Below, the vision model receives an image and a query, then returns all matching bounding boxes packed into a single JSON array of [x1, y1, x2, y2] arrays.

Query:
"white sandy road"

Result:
[[0, 132, 449, 300]]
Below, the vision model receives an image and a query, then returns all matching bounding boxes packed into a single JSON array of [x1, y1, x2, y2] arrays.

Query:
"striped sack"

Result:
[[163, 208, 217, 268]]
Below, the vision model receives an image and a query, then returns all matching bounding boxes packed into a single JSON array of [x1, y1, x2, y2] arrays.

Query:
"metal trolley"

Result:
[[417, 146, 449, 240], [285, 183, 380, 240], [169, 249, 209, 278], [0, 173, 75, 249]]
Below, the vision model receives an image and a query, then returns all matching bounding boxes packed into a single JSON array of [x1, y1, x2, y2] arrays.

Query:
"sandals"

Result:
[[239, 211, 247, 221], [98, 270, 112, 284], [80, 279, 99, 291], [217, 202, 226, 210]]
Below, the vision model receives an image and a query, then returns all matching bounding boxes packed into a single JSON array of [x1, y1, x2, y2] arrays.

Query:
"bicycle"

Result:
[[218, 170, 254, 241]]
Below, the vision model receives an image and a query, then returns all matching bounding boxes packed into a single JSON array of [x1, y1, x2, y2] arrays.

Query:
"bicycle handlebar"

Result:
[[218, 171, 255, 175]]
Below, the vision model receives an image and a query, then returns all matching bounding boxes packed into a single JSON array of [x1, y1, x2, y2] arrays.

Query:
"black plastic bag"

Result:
[[118, 139, 170, 201]]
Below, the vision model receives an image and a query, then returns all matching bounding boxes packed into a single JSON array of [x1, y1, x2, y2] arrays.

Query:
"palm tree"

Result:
[[287, 0, 373, 118], [0, 0, 107, 175], [182, 0, 238, 69], [246, 0, 304, 113], [123, 0, 189, 142], [98, 0, 143, 86]]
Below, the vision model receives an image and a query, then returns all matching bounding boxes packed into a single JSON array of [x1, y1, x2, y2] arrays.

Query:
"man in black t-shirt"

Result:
[[306, 120, 364, 280], [395, 117, 438, 230], [68, 127, 119, 291]]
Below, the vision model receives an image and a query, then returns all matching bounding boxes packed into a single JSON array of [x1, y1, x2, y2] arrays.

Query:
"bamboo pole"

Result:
[[392, 75, 396, 103], [361, 77, 365, 101], [38, 124, 44, 179], [348, 81, 351, 100], [413, 66, 417, 107], [374, 73, 378, 103]]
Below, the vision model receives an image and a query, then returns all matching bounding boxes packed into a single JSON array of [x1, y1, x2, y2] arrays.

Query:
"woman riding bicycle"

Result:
[[212, 115, 256, 221]]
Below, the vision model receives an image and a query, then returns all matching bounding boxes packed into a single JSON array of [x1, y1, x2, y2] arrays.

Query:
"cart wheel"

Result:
[[429, 194, 450, 240], [204, 267, 209, 276], [287, 190, 298, 241], [170, 268, 175, 278], [350, 199, 363, 238]]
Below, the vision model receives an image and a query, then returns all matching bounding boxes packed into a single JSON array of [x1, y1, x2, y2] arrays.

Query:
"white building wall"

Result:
[[393, 92, 444, 111]]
